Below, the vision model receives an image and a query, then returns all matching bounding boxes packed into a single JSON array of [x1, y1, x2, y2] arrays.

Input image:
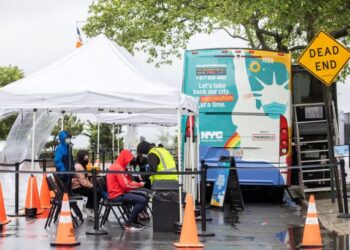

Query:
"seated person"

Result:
[[107, 149, 147, 231], [71, 150, 99, 218]]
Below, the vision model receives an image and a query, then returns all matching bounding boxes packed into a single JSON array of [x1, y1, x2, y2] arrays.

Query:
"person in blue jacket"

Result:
[[54, 131, 74, 192]]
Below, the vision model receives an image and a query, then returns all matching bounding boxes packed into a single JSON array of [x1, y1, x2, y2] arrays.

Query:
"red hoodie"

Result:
[[106, 150, 143, 200]]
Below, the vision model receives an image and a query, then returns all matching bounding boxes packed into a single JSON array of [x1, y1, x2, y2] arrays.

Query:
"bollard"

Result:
[[337, 159, 350, 218], [86, 168, 108, 235], [198, 160, 215, 237]]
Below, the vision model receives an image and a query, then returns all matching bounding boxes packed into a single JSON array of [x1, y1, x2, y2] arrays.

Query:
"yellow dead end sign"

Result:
[[298, 30, 350, 86]]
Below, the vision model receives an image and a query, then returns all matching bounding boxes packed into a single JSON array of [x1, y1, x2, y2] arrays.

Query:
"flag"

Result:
[[76, 27, 83, 48]]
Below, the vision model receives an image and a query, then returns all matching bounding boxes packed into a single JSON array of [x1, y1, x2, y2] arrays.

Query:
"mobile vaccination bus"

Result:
[[182, 49, 292, 199]]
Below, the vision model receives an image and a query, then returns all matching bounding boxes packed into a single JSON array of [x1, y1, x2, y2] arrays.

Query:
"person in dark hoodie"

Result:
[[107, 149, 147, 231], [54, 131, 74, 192]]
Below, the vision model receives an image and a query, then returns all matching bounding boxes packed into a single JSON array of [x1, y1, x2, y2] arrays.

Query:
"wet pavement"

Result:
[[0, 200, 314, 250]]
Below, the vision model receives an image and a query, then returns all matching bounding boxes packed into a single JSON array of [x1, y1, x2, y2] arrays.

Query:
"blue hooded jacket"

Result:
[[54, 131, 73, 172]]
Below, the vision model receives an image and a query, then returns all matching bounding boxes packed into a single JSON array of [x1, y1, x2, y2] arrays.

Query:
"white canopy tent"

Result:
[[0, 34, 198, 219], [96, 113, 177, 126], [0, 34, 197, 114], [96, 113, 178, 154]]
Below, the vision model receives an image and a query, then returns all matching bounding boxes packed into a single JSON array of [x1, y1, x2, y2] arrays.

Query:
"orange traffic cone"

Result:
[[174, 194, 204, 248], [25, 176, 37, 217], [0, 182, 11, 225], [32, 175, 43, 213], [39, 174, 51, 209], [300, 195, 323, 248], [50, 193, 80, 247]]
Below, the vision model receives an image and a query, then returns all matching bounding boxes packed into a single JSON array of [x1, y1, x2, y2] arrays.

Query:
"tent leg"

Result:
[[117, 126, 120, 156], [112, 123, 115, 157], [31, 109, 37, 171], [60, 111, 65, 131], [177, 108, 183, 223], [196, 117, 201, 203], [189, 114, 195, 202], [97, 121, 100, 160]]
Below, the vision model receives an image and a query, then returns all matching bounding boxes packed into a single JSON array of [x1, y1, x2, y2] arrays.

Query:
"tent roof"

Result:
[[0, 34, 197, 114], [96, 113, 177, 126]]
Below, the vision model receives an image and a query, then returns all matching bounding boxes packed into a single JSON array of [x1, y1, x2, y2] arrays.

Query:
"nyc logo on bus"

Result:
[[201, 131, 224, 142]]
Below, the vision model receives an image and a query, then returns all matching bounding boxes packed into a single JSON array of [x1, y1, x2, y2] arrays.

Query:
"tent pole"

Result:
[[31, 109, 37, 171], [112, 123, 115, 156], [97, 121, 100, 160], [60, 111, 65, 131], [196, 116, 200, 203], [189, 113, 195, 200], [117, 126, 120, 155], [177, 108, 183, 223]]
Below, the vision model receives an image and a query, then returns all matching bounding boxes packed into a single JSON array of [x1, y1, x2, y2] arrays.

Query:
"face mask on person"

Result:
[[64, 137, 71, 144]]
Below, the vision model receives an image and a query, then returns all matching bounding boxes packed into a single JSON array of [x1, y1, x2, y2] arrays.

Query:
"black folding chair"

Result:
[[45, 176, 81, 228], [96, 176, 129, 230], [129, 188, 153, 216]]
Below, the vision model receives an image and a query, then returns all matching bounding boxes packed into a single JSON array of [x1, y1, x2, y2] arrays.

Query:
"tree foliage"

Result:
[[0, 65, 24, 140], [0, 65, 24, 87], [45, 114, 85, 153], [84, 121, 123, 152], [84, 0, 349, 76]]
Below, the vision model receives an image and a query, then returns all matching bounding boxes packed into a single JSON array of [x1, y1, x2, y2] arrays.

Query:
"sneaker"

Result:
[[124, 222, 145, 231], [137, 221, 146, 227], [83, 208, 94, 219]]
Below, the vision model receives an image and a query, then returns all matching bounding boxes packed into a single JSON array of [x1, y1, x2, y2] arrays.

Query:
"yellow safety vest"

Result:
[[149, 147, 178, 183]]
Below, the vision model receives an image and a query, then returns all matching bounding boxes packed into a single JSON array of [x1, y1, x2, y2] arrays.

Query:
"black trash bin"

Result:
[[152, 181, 179, 232]]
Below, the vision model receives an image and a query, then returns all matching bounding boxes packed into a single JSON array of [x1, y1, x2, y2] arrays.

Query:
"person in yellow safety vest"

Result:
[[148, 146, 178, 184], [136, 140, 178, 184]]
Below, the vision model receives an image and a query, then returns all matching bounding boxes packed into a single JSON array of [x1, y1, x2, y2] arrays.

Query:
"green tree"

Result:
[[157, 128, 175, 148], [84, 0, 349, 76], [84, 121, 123, 152], [0, 65, 24, 140], [0, 65, 24, 87], [45, 114, 85, 153]]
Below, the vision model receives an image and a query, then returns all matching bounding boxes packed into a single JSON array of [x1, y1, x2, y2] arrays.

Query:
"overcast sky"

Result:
[[0, 0, 349, 146]]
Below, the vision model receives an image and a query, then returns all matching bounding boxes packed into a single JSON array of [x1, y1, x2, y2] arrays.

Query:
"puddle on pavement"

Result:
[[276, 226, 350, 249]]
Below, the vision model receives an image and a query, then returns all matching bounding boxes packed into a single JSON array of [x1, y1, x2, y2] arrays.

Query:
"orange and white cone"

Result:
[[39, 174, 51, 209], [0, 182, 11, 225], [25, 176, 37, 217], [300, 195, 323, 248], [174, 194, 204, 248], [32, 175, 44, 213], [50, 193, 80, 247]]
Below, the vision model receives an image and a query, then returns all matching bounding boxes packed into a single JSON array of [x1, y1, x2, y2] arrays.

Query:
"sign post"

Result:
[[298, 30, 350, 212], [334, 145, 350, 218]]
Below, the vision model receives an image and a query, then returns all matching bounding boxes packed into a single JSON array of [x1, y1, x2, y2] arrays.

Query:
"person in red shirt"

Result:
[[107, 149, 147, 231]]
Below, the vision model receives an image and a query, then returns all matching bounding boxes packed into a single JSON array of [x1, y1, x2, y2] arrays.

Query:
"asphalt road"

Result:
[[0, 199, 312, 250]]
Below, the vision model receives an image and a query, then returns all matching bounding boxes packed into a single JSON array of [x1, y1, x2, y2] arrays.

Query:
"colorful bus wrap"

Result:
[[183, 49, 292, 188]]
